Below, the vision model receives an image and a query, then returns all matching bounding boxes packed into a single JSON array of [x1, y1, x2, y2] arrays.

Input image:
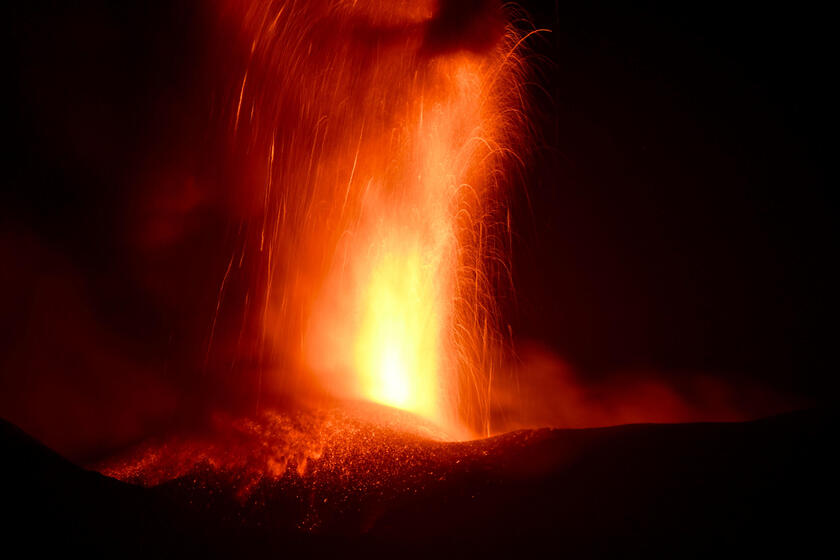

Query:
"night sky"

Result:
[[508, 1, 835, 397]]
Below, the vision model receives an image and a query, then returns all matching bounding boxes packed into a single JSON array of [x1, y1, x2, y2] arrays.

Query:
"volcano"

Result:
[[5, 0, 834, 556]]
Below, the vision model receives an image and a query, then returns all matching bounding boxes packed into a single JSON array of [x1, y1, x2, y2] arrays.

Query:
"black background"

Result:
[[508, 1, 835, 398]]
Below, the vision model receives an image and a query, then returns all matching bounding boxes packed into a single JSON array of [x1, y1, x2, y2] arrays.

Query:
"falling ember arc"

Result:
[[208, 0, 537, 439]]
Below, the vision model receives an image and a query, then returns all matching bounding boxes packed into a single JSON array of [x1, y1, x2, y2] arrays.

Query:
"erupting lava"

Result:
[[354, 249, 442, 419], [304, 50, 519, 438], [211, 0, 537, 437]]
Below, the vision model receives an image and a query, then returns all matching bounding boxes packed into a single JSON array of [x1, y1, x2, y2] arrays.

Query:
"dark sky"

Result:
[[2, 1, 835, 456], [507, 1, 835, 399]]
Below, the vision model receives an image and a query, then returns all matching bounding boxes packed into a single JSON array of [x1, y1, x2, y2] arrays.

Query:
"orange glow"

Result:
[[212, 1, 535, 439]]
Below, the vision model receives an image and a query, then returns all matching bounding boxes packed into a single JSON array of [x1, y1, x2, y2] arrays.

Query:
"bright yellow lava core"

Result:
[[355, 250, 442, 419]]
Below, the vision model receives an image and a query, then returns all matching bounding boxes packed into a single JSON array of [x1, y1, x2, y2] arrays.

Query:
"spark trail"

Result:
[[208, 0, 540, 438]]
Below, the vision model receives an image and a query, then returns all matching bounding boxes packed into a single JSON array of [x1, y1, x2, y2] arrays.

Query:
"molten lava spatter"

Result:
[[201, 1, 536, 438], [293, 8, 529, 437], [95, 401, 547, 532]]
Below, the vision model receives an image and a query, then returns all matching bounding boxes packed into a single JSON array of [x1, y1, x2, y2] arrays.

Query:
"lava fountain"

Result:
[[211, 0, 537, 438]]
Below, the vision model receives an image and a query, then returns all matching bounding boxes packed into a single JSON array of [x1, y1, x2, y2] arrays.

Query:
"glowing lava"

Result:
[[212, 1, 535, 438], [356, 250, 441, 415], [303, 51, 507, 437], [294, 9, 529, 438]]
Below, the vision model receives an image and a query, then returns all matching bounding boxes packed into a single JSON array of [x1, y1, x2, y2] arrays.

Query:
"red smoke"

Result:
[[490, 342, 800, 433]]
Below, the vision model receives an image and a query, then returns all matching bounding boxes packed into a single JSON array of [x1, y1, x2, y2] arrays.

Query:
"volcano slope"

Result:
[[2, 406, 831, 557]]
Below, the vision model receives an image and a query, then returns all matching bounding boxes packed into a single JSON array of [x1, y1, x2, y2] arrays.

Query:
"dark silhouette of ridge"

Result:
[[1, 409, 832, 557]]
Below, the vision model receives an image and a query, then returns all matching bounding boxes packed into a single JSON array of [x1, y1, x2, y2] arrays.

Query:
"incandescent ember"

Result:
[[96, 401, 557, 533]]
